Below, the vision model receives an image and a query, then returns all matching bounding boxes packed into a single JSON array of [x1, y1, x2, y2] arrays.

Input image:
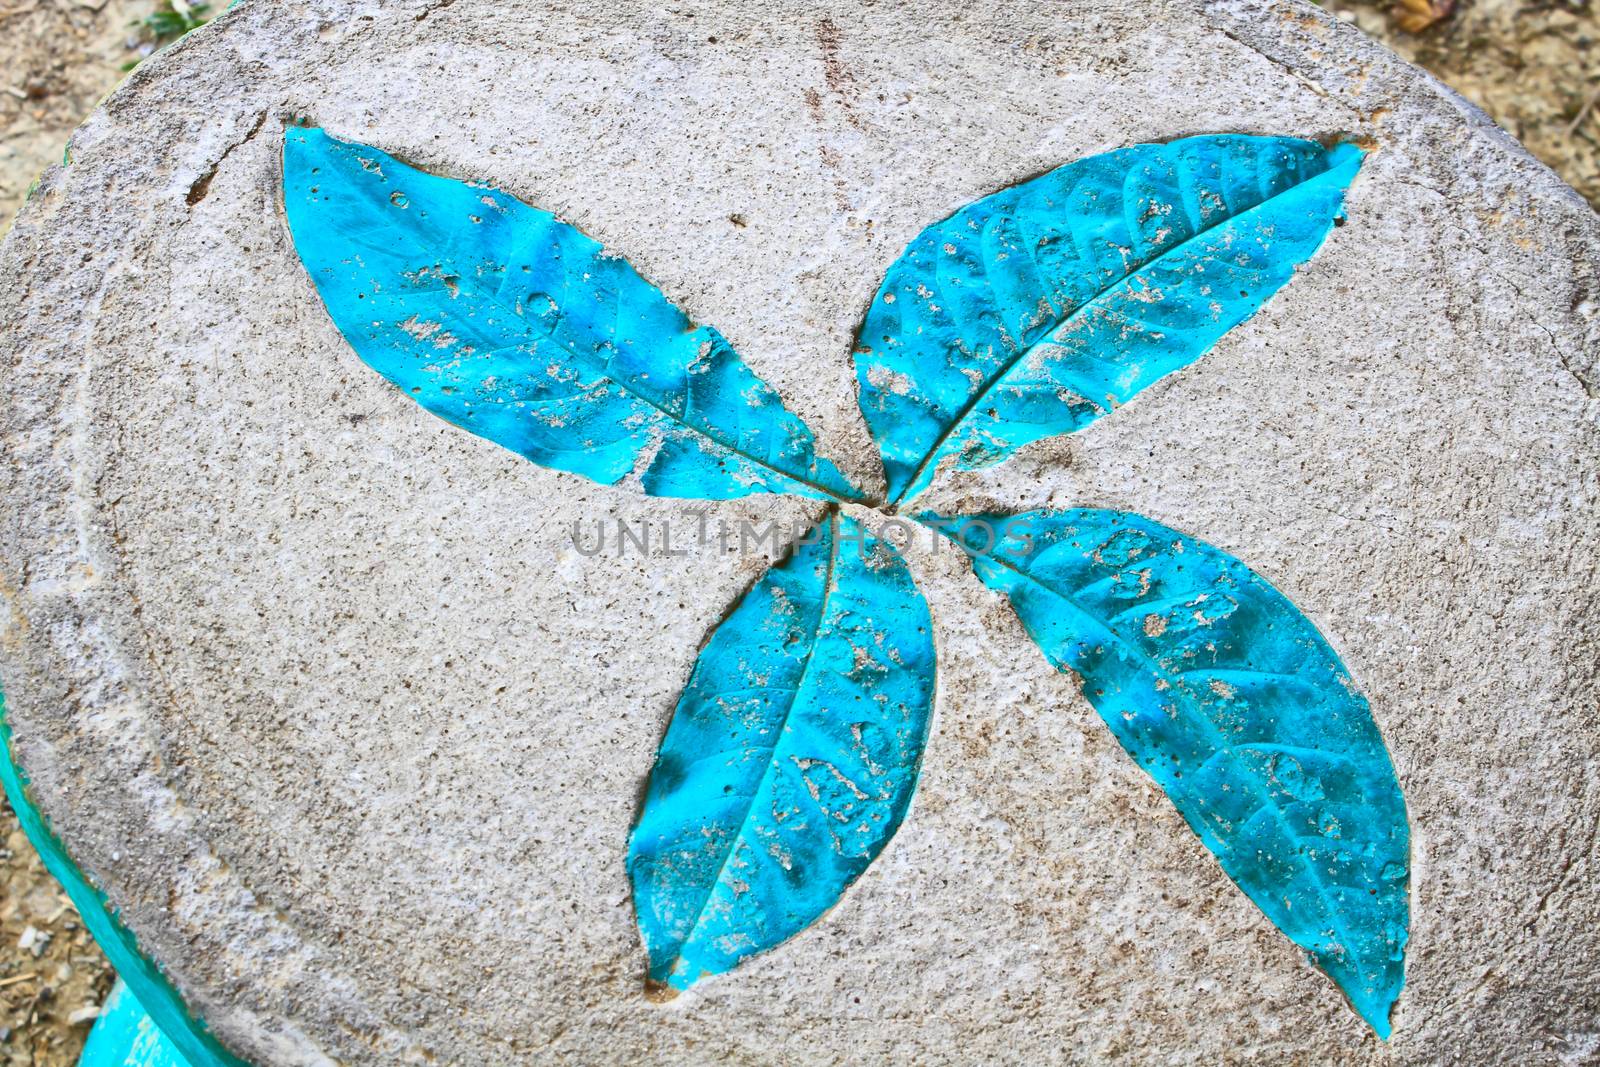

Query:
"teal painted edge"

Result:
[[81, 980, 193, 1067], [0, 689, 248, 1067]]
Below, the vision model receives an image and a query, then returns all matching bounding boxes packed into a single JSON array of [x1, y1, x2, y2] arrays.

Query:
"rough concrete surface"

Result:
[[1324, 0, 1600, 211], [0, 1, 1597, 1063]]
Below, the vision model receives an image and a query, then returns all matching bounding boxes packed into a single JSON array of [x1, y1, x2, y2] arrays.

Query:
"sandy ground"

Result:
[[0, 1, 1595, 1063], [0, 1, 148, 230], [0, 821, 113, 1066]]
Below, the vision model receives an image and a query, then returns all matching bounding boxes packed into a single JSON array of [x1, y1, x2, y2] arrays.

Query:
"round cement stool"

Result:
[[1, 1, 1596, 1063]]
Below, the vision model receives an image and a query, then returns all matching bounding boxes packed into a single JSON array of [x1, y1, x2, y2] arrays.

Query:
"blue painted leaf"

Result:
[[628, 512, 936, 991], [283, 127, 863, 503], [856, 135, 1363, 504], [929, 509, 1408, 1036]]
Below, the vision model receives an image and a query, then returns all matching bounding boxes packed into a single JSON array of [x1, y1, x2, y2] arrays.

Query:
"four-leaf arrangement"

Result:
[[283, 127, 1410, 1037]]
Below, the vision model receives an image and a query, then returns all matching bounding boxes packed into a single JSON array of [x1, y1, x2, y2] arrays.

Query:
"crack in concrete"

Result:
[[1393, 176, 1598, 400], [186, 109, 268, 207]]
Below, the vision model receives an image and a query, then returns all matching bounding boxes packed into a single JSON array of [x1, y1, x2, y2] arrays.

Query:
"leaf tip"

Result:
[[1323, 140, 1368, 182], [1355, 988, 1398, 1041], [1342, 964, 1402, 1041]]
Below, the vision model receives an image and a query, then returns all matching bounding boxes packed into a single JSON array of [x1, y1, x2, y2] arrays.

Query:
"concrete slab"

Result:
[[0, 0, 1595, 1062]]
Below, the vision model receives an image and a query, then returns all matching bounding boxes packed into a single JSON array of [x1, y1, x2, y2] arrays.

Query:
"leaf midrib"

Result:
[[957, 536, 1371, 976], [657, 511, 843, 979], [450, 261, 860, 504], [891, 156, 1339, 505]]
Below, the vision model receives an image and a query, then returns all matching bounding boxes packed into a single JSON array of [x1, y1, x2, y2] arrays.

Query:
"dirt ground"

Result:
[[0, 0, 148, 231], [0, 818, 113, 1066], [0, 0, 1596, 1063]]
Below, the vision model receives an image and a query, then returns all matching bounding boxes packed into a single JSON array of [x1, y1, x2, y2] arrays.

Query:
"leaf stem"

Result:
[[649, 506, 843, 985]]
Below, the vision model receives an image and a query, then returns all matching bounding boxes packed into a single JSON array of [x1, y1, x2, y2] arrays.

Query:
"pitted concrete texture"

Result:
[[0, 1, 1596, 1063]]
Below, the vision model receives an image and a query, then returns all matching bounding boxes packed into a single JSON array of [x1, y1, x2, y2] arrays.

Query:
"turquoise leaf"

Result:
[[929, 508, 1408, 1036], [856, 136, 1363, 504], [628, 512, 936, 991], [282, 127, 864, 503]]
